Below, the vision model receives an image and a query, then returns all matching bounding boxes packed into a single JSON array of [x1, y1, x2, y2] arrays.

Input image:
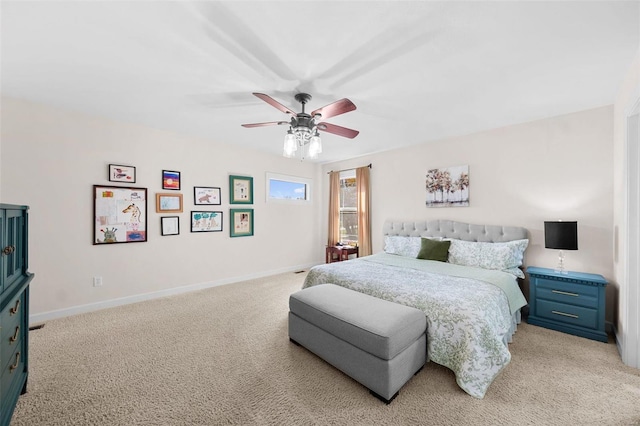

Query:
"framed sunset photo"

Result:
[[162, 170, 181, 190]]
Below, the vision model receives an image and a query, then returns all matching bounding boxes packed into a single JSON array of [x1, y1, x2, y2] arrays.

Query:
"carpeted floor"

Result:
[[11, 271, 640, 425]]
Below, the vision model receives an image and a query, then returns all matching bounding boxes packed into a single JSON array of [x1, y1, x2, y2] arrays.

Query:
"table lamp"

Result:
[[544, 221, 578, 273]]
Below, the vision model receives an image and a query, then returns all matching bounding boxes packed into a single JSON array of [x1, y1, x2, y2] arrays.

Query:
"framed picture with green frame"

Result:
[[229, 175, 253, 204], [230, 208, 254, 237]]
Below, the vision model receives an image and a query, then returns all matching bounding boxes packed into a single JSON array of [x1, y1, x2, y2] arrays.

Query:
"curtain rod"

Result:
[[327, 163, 372, 174]]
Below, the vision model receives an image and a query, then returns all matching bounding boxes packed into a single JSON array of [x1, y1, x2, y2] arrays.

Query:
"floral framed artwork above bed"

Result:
[[426, 165, 469, 207]]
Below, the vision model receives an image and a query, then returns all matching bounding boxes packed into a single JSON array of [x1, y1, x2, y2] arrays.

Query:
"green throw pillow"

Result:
[[417, 238, 451, 262]]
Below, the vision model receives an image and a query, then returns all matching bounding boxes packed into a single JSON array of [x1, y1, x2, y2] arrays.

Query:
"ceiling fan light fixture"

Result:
[[243, 92, 358, 161]]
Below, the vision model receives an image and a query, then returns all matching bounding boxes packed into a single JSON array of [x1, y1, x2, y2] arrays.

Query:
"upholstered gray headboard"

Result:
[[383, 220, 527, 243]]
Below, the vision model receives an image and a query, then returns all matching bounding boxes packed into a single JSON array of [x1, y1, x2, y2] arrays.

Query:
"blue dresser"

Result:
[[526, 266, 608, 342], [0, 205, 34, 425]]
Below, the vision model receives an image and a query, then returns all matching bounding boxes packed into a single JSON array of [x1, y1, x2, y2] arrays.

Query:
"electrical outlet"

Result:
[[93, 276, 103, 287]]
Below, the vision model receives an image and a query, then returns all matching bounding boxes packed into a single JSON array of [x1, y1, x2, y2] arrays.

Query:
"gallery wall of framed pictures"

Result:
[[97, 165, 257, 241]]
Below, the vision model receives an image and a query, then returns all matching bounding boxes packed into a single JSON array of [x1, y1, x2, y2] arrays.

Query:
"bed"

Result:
[[302, 220, 529, 399]]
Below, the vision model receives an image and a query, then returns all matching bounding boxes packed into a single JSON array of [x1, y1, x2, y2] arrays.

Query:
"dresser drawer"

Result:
[[0, 291, 25, 326], [0, 290, 26, 364], [535, 278, 598, 309], [0, 322, 25, 370], [536, 299, 598, 329], [1, 343, 26, 416]]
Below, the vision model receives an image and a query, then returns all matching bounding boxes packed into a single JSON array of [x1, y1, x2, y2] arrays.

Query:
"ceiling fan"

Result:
[[241, 92, 359, 159]]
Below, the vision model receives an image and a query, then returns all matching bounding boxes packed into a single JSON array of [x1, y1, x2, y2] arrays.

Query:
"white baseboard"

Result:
[[613, 323, 623, 357], [29, 262, 318, 325]]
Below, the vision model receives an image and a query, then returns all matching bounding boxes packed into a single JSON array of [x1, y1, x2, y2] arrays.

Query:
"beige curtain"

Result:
[[356, 166, 372, 256], [327, 171, 341, 246]]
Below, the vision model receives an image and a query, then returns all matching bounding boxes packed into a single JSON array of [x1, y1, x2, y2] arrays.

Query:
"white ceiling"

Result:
[[1, 1, 638, 163]]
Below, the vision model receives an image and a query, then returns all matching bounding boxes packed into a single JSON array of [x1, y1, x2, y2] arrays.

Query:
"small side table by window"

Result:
[[526, 266, 608, 342], [326, 246, 359, 263]]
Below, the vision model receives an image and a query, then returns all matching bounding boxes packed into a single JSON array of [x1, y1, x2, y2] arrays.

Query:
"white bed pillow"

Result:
[[383, 236, 422, 257], [448, 239, 529, 273], [502, 267, 526, 279]]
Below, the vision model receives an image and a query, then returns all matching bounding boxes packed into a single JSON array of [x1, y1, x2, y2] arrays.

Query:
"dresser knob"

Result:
[[2, 245, 15, 256]]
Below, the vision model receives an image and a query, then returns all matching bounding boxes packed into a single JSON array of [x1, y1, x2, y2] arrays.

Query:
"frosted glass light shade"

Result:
[[283, 131, 297, 158], [308, 134, 322, 158]]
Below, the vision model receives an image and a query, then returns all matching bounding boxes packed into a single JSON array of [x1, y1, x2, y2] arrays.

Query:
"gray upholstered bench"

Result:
[[288, 284, 427, 403]]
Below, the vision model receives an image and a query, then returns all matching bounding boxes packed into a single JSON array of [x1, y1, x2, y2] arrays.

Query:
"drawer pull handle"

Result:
[[2, 245, 15, 256], [9, 352, 20, 372], [9, 326, 19, 343], [9, 299, 20, 315], [552, 290, 579, 297], [552, 310, 579, 319]]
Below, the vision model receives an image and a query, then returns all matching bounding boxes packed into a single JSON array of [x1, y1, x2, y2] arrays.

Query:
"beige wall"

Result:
[[321, 106, 615, 322], [1, 97, 323, 320]]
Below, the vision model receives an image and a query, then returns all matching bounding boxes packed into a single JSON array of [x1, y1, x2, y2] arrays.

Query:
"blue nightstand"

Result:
[[526, 266, 608, 342]]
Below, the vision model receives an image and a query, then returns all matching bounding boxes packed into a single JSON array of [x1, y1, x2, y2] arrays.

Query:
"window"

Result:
[[266, 173, 311, 203], [339, 170, 357, 244]]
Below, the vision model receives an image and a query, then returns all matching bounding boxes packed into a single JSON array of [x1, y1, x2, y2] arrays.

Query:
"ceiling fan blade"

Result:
[[317, 122, 359, 139], [310, 98, 356, 120], [241, 121, 289, 128], [253, 93, 296, 115]]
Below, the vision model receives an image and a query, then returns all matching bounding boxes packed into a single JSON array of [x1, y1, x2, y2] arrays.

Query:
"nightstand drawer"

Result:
[[536, 299, 598, 329], [536, 279, 598, 309]]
